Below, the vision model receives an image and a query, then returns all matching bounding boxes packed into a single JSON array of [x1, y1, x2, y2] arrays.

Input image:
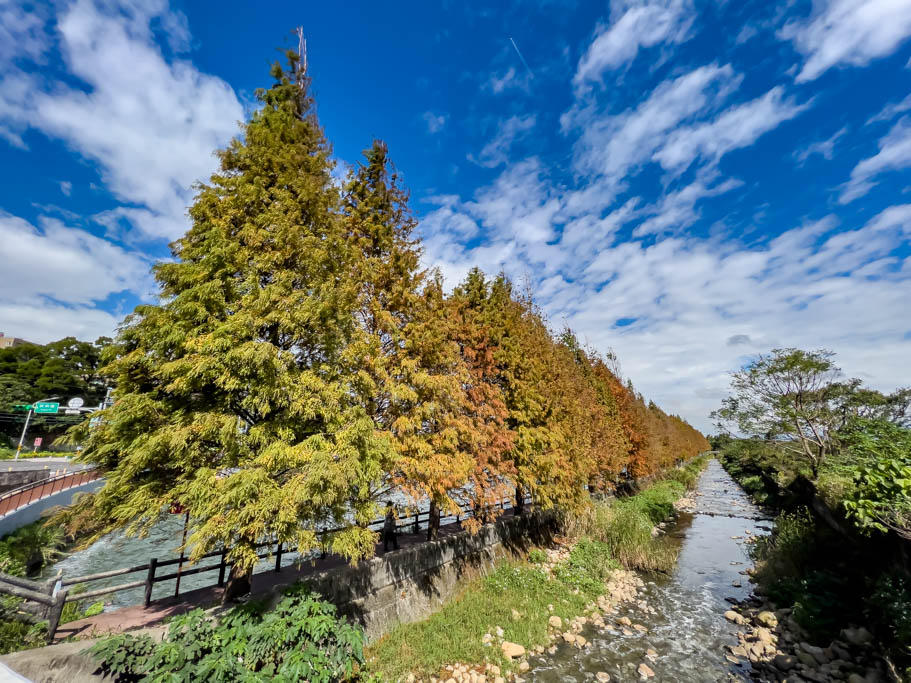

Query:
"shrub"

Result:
[[88, 583, 368, 682]]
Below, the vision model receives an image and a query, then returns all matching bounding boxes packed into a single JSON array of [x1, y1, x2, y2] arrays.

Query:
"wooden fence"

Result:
[[0, 492, 528, 642]]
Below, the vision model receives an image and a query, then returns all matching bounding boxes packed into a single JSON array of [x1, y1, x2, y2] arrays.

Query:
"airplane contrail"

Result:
[[509, 37, 534, 78]]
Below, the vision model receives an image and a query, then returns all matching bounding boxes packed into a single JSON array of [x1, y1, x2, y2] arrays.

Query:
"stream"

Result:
[[528, 459, 772, 682]]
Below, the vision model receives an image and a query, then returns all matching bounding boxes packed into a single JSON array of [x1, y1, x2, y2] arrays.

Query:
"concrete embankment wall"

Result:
[[309, 509, 558, 641], [0, 509, 558, 682], [0, 469, 49, 495]]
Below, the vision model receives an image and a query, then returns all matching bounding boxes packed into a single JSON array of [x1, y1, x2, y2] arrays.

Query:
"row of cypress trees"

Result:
[[63, 52, 708, 596]]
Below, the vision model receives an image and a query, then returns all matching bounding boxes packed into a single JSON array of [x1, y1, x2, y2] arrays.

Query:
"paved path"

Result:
[[0, 457, 90, 473], [53, 516, 486, 642]]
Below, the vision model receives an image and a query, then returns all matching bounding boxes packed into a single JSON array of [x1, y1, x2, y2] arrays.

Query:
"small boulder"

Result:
[[617, 616, 632, 626], [773, 654, 797, 671], [518, 661, 529, 673], [637, 663, 655, 678], [501, 642, 525, 660], [548, 615, 562, 630], [596, 673, 610, 682], [842, 627, 873, 647], [757, 611, 778, 628]]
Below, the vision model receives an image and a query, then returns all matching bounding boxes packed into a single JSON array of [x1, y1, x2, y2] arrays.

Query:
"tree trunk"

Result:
[[427, 499, 440, 541], [221, 564, 252, 604], [515, 483, 525, 516]]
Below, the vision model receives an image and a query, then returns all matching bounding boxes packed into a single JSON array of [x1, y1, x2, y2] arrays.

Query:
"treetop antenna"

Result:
[[295, 26, 307, 78]]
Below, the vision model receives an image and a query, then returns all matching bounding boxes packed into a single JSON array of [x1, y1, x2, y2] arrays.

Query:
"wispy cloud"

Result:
[[422, 111, 448, 134], [780, 0, 911, 82], [794, 126, 847, 163], [840, 117, 911, 203], [573, 0, 696, 94], [468, 114, 536, 168]]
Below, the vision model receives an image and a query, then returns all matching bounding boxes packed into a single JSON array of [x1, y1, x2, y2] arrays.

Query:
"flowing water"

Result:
[[528, 459, 772, 683]]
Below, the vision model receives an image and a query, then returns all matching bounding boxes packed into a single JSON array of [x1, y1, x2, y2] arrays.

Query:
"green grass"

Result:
[[367, 469, 701, 680], [0, 448, 71, 460], [367, 545, 617, 680]]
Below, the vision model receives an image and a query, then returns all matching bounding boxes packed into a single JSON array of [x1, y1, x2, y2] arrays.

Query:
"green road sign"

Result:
[[34, 402, 59, 414], [13, 404, 32, 412]]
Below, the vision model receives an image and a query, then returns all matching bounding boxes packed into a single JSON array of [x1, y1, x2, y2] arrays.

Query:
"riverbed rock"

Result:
[[548, 615, 562, 630], [637, 663, 655, 678], [724, 610, 746, 625], [617, 616, 632, 626], [518, 661, 529, 672], [501, 642, 525, 659], [841, 627, 872, 647], [755, 627, 775, 645], [796, 649, 817, 667], [846, 675, 865, 683], [562, 632, 575, 643], [773, 654, 797, 671], [595, 673, 610, 682], [757, 611, 778, 628]]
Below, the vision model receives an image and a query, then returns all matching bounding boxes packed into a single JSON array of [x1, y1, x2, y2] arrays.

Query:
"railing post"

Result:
[[274, 542, 282, 573], [412, 510, 420, 535], [144, 558, 157, 608], [217, 549, 227, 587], [46, 587, 68, 643]]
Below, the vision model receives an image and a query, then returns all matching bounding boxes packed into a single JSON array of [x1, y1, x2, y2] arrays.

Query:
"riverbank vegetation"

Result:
[[367, 458, 707, 680], [712, 348, 911, 676], [88, 582, 371, 681], [55, 43, 707, 600]]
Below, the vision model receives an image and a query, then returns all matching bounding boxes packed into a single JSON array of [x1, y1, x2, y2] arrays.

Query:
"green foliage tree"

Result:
[[712, 349, 848, 478], [63, 52, 393, 599]]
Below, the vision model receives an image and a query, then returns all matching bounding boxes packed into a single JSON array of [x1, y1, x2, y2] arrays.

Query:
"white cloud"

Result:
[[59, 180, 73, 197], [794, 126, 847, 163], [633, 173, 743, 236], [422, 111, 447, 134], [567, 63, 741, 194], [469, 115, 536, 168], [573, 0, 696, 93], [840, 117, 911, 203], [0, 301, 123, 345], [0, 212, 151, 307], [0, 0, 243, 241], [654, 86, 809, 175], [780, 0, 911, 82]]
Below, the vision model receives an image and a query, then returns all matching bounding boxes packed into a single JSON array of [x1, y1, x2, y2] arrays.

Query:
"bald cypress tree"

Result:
[[64, 52, 393, 599]]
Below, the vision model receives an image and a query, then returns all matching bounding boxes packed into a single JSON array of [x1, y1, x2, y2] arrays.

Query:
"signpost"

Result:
[[33, 437, 42, 451], [14, 397, 59, 459]]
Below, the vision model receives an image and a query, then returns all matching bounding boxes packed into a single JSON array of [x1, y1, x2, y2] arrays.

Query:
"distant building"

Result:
[[0, 333, 33, 349]]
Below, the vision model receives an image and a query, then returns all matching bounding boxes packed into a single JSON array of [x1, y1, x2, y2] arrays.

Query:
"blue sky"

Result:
[[1, 0, 910, 431]]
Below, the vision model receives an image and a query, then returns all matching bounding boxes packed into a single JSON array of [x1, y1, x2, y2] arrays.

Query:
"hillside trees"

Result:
[[64, 44, 708, 601]]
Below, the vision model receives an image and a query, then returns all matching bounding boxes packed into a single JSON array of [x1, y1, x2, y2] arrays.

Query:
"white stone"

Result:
[[501, 641, 525, 660]]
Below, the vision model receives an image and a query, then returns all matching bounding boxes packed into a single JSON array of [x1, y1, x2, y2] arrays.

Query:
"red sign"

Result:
[[33, 437, 42, 447]]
